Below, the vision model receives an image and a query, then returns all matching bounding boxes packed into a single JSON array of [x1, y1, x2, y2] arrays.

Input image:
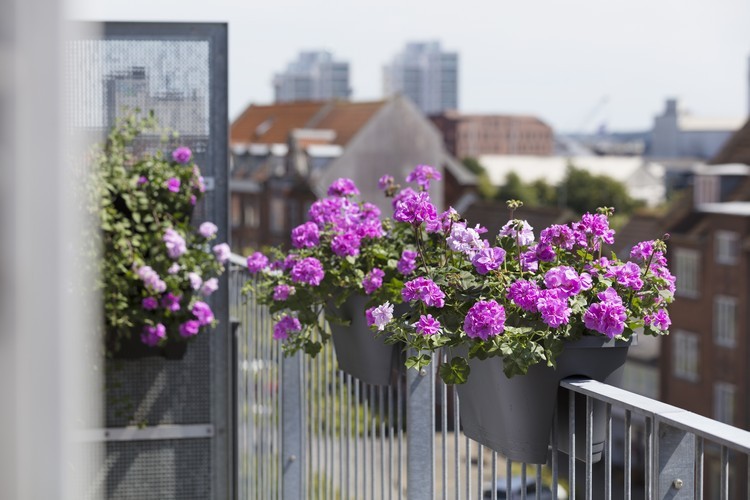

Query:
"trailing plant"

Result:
[[93, 112, 228, 354]]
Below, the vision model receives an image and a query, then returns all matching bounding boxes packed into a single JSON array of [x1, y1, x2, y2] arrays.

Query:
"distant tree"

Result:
[[461, 156, 485, 176], [462, 157, 497, 199], [558, 165, 640, 215], [497, 171, 538, 206], [529, 179, 557, 207]]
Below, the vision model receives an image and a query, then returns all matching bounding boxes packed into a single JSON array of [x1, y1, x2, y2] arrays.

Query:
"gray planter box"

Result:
[[452, 335, 633, 464], [329, 296, 402, 386]]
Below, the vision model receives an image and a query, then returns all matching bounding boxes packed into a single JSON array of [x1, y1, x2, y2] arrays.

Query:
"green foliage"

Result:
[[497, 171, 539, 206], [462, 157, 498, 199], [247, 165, 674, 387], [558, 164, 641, 215], [92, 111, 226, 354], [439, 357, 470, 385]]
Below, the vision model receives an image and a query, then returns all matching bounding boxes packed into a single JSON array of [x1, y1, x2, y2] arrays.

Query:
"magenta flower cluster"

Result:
[[393, 190, 438, 227], [273, 315, 302, 340], [402, 277, 445, 308], [464, 300, 506, 339], [362, 268, 385, 295], [290, 257, 325, 286], [584, 288, 627, 338], [406, 164, 442, 190]]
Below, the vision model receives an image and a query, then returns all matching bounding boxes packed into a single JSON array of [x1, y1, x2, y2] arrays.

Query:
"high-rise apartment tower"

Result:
[[273, 51, 351, 103], [383, 42, 458, 115]]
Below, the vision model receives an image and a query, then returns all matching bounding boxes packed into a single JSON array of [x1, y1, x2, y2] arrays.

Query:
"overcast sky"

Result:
[[69, 0, 750, 133]]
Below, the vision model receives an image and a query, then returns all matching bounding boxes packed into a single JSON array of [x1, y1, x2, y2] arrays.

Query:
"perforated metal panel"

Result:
[[83, 439, 212, 500], [67, 22, 230, 499]]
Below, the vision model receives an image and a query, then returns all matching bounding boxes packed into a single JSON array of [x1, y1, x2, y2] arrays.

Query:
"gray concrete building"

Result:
[[650, 98, 743, 160], [383, 41, 458, 115], [273, 51, 351, 103]]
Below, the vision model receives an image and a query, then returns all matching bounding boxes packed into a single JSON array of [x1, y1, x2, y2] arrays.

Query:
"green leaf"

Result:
[[405, 354, 431, 370], [439, 357, 470, 385]]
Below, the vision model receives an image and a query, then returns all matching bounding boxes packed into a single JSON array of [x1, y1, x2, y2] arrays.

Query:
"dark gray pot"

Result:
[[329, 296, 402, 386], [453, 335, 633, 464]]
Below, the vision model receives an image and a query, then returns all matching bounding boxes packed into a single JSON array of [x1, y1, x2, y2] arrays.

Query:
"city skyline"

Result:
[[70, 0, 750, 132]]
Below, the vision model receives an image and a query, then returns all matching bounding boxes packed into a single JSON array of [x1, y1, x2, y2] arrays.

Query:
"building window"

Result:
[[672, 330, 699, 382], [269, 197, 285, 235], [713, 382, 735, 425], [288, 199, 300, 230], [231, 195, 241, 228], [713, 295, 737, 348], [673, 248, 700, 298], [715, 230, 739, 265], [244, 200, 259, 229]]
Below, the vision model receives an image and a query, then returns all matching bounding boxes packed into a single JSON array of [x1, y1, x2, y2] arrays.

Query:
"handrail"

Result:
[[562, 377, 750, 454]]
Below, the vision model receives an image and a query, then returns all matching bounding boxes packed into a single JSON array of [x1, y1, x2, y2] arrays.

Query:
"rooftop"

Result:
[[230, 100, 385, 147]]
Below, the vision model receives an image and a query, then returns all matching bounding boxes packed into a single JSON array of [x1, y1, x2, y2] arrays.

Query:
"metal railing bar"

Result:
[[585, 395, 593, 500], [466, 436, 471, 500], [317, 353, 323, 500], [505, 459, 512, 500], [398, 378, 403, 500], [344, 373, 357, 500], [364, 382, 370, 500], [327, 348, 333, 500], [388, 384, 394, 500], [551, 409, 558, 500], [624, 409, 631, 500], [520, 462, 527, 500], [491, 451, 497, 500], [695, 435, 703, 500], [562, 378, 750, 453], [535, 464, 542, 500], [355, 379, 361, 500], [454, 388, 460, 500], [645, 416, 653, 500], [478, 443, 484, 500], [368, 385, 377, 500], [339, 370, 344, 499], [604, 403, 612, 500], [720, 445, 729, 500], [380, 385, 385, 499], [568, 394, 575, 499], [441, 356, 448, 500], [259, 303, 266, 500]]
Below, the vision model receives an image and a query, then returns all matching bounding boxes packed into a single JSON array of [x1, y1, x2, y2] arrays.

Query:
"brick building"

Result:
[[661, 118, 750, 498], [229, 96, 476, 253], [430, 112, 554, 159]]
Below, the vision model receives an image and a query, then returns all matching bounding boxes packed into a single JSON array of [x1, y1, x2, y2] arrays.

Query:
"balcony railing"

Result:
[[230, 259, 750, 499]]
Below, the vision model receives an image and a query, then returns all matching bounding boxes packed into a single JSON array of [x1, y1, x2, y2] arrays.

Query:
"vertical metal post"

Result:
[[282, 352, 306, 500], [407, 354, 435, 500], [656, 420, 695, 499]]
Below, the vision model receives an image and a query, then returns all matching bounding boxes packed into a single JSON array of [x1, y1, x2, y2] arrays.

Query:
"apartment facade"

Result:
[[273, 51, 351, 103], [383, 41, 458, 115], [430, 112, 554, 159], [661, 120, 750, 497]]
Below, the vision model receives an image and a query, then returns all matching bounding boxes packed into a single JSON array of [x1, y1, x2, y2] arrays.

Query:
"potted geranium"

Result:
[[94, 113, 228, 359], [374, 195, 675, 464], [243, 167, 446, 385]]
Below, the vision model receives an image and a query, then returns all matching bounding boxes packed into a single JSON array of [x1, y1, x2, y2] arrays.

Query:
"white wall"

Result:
[[0, 4, 102, 499]]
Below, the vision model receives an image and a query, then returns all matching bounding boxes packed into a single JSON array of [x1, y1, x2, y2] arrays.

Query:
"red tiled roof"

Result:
[[230, 100, 386, 147], [230, 101, 326, 145], [310, 101, 385, 146]]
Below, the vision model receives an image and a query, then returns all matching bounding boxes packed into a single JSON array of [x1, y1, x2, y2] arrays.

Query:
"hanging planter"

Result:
[[107, 330, 189, 360], [330, 295, 403, 386], [92, 113, 229, 362], [453, 335, 633, 464]]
